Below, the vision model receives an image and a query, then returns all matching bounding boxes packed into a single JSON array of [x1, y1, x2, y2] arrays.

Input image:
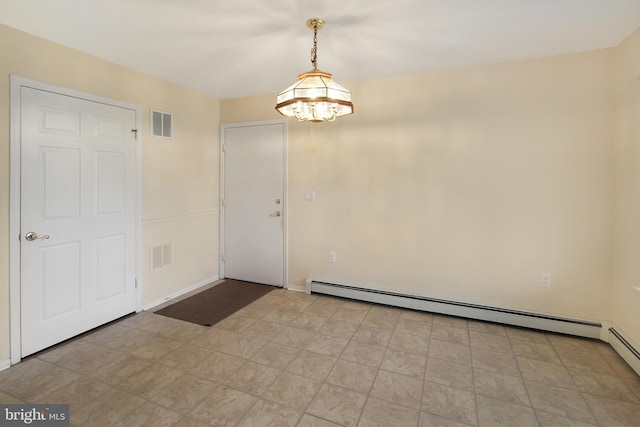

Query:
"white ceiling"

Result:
[[1, 0, 640, 100]]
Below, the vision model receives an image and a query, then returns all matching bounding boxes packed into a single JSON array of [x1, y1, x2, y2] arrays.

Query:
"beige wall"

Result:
[[0, 24, 220, 362], [2, 20, 637, 363], [613, 27, 640, 345], [222, 48, 616, 322]]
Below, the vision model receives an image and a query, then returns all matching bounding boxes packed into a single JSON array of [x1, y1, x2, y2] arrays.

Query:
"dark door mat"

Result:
[[154, 279, 275, 326]]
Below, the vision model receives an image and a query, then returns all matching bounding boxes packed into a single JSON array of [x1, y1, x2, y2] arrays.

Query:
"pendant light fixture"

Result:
[[275, 18, 354, 123]]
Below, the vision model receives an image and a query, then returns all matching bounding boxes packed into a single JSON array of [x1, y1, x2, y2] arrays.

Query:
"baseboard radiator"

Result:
[[609, 327, 640, 375], [306, 279, 602, 340]]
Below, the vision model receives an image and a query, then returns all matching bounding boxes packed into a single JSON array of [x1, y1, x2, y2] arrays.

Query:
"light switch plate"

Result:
[[304, 190, 315, 201]]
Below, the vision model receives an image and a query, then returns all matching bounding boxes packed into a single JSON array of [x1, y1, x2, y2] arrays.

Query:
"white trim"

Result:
[[142, 275, 220, 311], [9, 76, 23, 365], [142, 210, 219, 225], [0, 359, 11, 372], [283, 121, 289, 291], [135, 104, 143, 313], [219, 124, 225, 279], [306, 277, 603, 339], [9, 76, 143, 364], [608, 327, 640, 376], [286, 283, 307, 293], [219, 119, 288, 287], [599, 320, 613, 342], [306, 277, 640, 375]]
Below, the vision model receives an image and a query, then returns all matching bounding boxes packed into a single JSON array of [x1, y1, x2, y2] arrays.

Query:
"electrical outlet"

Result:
[[541, 273, 552, 287], [329, 251, 336, 263], [304, 190, 315, 201]]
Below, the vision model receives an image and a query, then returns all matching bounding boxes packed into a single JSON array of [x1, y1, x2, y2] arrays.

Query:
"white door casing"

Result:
[[221, 121, 287, 287], [9, 77, 142, 361]]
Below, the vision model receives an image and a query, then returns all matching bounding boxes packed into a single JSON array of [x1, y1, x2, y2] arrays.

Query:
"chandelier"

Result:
[[275, 18, 354, 123]]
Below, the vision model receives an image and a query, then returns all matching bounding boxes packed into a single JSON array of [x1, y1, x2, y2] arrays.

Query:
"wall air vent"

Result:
[[152, 109, 172, 138], [151, 243, 172, 272]]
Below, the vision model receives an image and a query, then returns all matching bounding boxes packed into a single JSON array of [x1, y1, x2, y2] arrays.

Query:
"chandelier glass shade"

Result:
[[275, 18, 354, 123]]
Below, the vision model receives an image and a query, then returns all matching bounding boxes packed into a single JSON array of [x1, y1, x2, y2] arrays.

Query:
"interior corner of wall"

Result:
[[286, 283, 307, 293], [599, 320, 614, 342]]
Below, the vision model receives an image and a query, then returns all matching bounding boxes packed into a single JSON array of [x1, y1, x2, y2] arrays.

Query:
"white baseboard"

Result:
[[608, 327, 640, 376], [142, 275, 220, 311], [306, 277, 640, 375], [0, 358, 11, 371], [286, 283, 306, 293], [306, 277, 602, 339]]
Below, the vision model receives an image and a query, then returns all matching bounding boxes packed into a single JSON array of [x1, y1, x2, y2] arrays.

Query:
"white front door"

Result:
[[222, 121, 286, 287], [20, 86, 137, 356]]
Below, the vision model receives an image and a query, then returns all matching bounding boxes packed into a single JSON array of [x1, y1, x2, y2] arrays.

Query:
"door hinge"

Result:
[[131, 129, 138, 140], [222, 142, 226, 152], [135, 279, 138, 288], [221, 198, 225, 208], [221, 253, 225, 262]]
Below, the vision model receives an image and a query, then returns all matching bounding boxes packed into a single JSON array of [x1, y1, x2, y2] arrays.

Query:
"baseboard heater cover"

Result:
[[307, 279, 602, 339], [609, 327, 640, 376]]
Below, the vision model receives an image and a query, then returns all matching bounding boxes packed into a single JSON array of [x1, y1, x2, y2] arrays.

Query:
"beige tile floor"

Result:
[[2, 286, 640, 426]]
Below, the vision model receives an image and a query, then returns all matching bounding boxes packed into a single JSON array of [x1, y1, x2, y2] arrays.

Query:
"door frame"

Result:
[[219, 119, 288, 287], [9, 76, 143, 364]]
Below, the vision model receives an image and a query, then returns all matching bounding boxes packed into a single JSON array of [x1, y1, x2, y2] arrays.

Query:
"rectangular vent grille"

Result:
[[151, 243, 172, 272], [152, 110, 172, 138]]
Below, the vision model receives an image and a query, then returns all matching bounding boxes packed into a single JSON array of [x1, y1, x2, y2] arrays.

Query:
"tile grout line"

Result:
[[349, 303, 374, 427], [418, 317, 434, 425], [549, 335, 603, 426], [467, 321, 480, 427], [508, 327, 539, 427], [297, 297, 356, 426]]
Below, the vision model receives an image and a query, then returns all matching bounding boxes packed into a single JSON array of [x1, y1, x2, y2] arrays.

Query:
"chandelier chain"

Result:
[[310, 24, 318, 69]]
